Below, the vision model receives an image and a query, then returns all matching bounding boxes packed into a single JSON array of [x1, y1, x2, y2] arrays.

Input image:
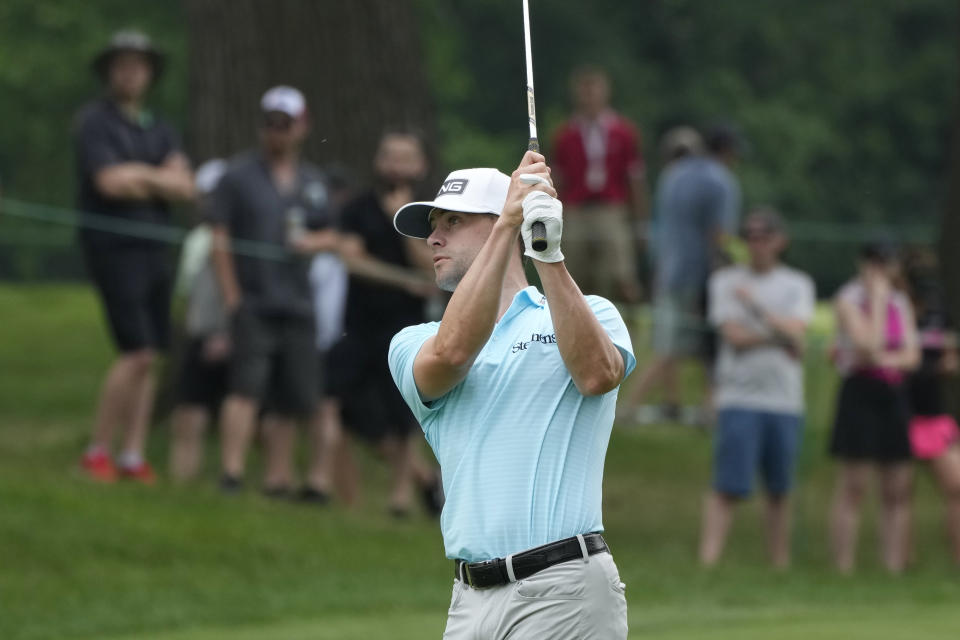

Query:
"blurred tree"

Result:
[[939, 1, 960, 382], [0, 0, 954, 287], [184, 0, 438, 184], [415, 0, 957, 293]]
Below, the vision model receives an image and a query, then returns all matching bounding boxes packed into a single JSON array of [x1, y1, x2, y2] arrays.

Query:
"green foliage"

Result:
[[0, 1, 955, 289], [416, 0, 957, 291]]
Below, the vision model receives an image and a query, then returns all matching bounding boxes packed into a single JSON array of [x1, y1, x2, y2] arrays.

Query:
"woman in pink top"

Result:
[[904, 249, 960, 565], [828, 243, 920, 573]]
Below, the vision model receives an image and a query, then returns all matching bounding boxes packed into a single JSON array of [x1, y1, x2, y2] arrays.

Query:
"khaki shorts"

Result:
[[563, 203, 640, 301], [443, 552, 628, 640]]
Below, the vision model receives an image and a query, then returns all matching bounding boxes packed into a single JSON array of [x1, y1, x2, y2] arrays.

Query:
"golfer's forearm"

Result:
[[536, 261, 623, 396], [432, 223, 517, 367]]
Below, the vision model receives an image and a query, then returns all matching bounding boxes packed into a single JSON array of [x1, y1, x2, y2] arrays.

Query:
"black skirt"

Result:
[[829, 374, 912, 462]]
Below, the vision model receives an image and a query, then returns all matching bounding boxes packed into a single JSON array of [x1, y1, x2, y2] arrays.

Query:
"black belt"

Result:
[[454, 533, 608, 589]]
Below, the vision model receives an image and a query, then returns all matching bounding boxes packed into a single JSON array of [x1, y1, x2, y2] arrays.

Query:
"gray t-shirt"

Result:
[[709, 264, 815, 415], [207, 151, 331, 317], [654, 156, 741, 293]]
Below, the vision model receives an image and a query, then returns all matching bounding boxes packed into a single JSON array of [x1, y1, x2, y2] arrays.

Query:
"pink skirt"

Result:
[[909, 415, 960, 460]]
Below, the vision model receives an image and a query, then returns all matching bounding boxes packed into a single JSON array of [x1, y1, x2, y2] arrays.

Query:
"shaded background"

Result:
[[0, 0, 957, 294]]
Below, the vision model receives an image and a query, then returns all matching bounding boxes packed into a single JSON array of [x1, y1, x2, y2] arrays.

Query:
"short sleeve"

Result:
[[388, 322, 444, 424], [585, 296, 636, 379], [75, 111, 121, 177], [708, 270, 739, 326], [205, 169, 238, 226], [790, 274, 816, 323]]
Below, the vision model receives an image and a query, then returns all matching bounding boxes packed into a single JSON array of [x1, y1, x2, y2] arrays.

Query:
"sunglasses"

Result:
[[262, 113, 295, 131]]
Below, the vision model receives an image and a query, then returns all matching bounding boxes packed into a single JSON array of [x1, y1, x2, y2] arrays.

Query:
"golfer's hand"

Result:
[[521, 189, 564, 263], [500, 151, 555, 229]]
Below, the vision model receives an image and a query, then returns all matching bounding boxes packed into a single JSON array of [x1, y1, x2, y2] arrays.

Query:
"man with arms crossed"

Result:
[[76, 31, 194, 482], [698, 209, 814, 568], [389, 151, 635, 638]]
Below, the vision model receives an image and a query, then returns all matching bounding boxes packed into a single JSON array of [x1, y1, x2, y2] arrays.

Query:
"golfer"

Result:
[[389, 151, 634, 639]]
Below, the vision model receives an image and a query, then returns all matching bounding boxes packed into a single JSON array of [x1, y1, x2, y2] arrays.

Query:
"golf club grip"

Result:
[[527, 137, 548, 251], [531, 222, 547, 252]]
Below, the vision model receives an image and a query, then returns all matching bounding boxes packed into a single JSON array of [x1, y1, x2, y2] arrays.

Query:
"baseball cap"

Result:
[[659, 126, 704, 163], [394, 168, 511, 238], [260, 86, 307, 119]]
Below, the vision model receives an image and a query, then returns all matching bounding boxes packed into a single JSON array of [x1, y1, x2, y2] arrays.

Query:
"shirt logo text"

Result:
[[511, 332, 558, 353]]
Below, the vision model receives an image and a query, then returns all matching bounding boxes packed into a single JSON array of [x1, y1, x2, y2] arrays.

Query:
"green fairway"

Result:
[[2, 284, 960, 640]]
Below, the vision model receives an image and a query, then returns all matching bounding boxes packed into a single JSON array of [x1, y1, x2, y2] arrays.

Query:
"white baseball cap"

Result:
[[394, 168, 511, 239], [260, 85, 307, 119]]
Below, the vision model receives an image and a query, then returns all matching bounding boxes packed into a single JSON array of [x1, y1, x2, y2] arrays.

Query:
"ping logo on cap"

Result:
[[437, 179, 469, 196]]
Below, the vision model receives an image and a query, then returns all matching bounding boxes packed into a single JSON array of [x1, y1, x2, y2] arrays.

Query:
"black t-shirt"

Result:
[[207, 151, 331, 318], [73, 98, 181, 249], [340, 190, 425, 332]]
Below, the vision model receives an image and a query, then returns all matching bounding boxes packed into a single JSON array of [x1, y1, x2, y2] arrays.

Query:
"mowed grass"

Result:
[[2, 283, 960, 640]]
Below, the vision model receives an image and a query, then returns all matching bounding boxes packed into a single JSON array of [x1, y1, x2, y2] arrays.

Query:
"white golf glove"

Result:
[[518, 175, 564, 263]]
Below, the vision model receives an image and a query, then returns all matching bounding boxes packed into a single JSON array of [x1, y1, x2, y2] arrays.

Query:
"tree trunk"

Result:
[[937, 0, 960, 415], [184, 0, 437, 182]]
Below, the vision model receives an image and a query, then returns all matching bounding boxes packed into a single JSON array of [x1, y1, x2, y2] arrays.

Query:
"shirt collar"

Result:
[[499, 286, 545, 325]]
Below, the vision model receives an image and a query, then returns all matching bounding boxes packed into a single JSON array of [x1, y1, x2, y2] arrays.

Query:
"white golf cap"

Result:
[[260, 85, 307, 119], [394, 168, 511, 238]]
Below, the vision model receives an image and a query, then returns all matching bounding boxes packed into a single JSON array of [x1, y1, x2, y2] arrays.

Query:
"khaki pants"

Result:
[[563, 203, 640, 302], [442, 553, 628, 639]]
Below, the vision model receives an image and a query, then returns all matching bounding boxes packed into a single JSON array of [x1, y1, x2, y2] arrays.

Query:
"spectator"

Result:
[[168, 159, 229, 482], [209, 86, 339, 494], [903, 249, 960, 564], [75, 30, 194, 483], [316, 130, 443, 515], [300, 238, 349, 504], [828, 242, 920, 573], [641, 126, 704, 304], [658, 126, 704, 165], [620, 124, 743, 424], [698, 210, 815, 568], [551, 65, 647, 303]]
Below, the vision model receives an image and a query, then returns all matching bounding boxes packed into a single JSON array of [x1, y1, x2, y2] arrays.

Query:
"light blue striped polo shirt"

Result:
[[388, 286, 636, 562]]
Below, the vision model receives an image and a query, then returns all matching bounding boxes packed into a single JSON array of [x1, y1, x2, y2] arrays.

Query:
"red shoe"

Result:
[[118, 461, 157, 485], [81, 451, 117, 483]]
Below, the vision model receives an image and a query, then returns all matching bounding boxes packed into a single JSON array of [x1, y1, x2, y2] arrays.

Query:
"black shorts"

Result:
[[228, 307, 318, 418], [829, 374, 912, 462], [82, 245, 172, 352], [327, 331, 417, 441], [176, 337, 229, 410]]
